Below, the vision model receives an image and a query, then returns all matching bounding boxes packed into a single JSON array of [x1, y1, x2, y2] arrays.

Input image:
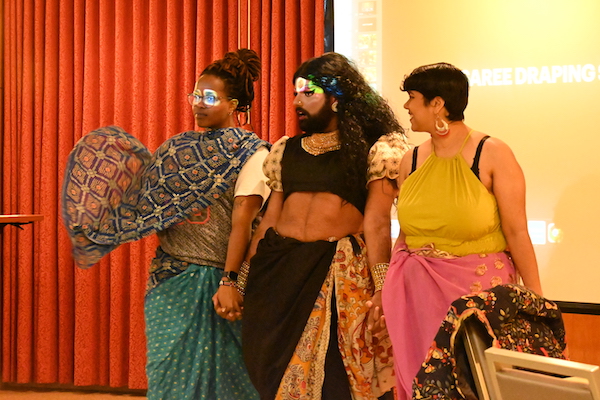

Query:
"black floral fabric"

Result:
[[413, 284, 567, 400]]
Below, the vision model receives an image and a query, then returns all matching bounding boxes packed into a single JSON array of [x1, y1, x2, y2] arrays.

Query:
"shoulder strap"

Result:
[[458, 129, 474, 153], [410, 146, 419, 175], [470, 135, 490, 180]]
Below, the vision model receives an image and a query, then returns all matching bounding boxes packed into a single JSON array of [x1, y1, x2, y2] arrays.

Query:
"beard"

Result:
[[298, 104, 336, 133]]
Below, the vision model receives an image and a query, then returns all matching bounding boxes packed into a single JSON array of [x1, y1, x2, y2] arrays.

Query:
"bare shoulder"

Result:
[[479, 135, 518, 162], [400, 146, 415, 164], [397, 147, 415, 183], [479, 135, 525, 185]]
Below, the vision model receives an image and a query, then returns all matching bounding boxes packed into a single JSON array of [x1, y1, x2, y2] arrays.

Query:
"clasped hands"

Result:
[[212, 284, 244, 321], [213, 283, 387, 329], [366, 290, 387, 333]]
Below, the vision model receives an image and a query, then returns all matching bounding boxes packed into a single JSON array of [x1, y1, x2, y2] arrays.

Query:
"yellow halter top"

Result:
[[397, 132, 507, 256]]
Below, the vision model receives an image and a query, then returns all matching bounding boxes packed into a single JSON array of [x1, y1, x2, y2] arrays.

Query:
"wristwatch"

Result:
[[222, 270, 239, 281]]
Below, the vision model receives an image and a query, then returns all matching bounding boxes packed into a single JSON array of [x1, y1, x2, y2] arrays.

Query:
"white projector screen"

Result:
[[335, 0, 600, 304]]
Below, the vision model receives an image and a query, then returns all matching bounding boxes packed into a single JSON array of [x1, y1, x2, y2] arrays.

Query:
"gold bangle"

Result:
[[371, 262, 389, 291], [237, 260, 250, 294]]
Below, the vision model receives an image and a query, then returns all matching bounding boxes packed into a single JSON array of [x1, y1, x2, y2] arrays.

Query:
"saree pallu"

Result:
[[243, 228, 395, 400], [62, 126, 267, 268], [382, 247, 516, 400], [145, 264, 259, 400]]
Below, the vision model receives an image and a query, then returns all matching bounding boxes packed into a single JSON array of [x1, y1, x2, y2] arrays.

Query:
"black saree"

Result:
[[242, 228, 338, 400]]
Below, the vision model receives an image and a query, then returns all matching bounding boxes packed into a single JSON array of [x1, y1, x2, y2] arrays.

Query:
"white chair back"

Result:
[[484, 347, 600, 400]]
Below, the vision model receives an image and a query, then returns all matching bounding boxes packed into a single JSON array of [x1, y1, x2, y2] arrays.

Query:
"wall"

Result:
[[380, 0, 600, 304]]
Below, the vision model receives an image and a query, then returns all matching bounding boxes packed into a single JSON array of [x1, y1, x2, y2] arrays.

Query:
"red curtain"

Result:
[[1, 0, 324, 390]]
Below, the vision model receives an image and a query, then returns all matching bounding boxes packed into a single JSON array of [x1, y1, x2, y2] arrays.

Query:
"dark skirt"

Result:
[[242, 228, 338, 400]]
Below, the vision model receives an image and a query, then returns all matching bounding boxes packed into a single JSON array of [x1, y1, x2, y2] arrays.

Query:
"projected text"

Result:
[[463, 64, 600, 86]]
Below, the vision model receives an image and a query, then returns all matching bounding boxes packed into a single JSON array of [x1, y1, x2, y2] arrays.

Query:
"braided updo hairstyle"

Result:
[[201, 48, 261, 112]]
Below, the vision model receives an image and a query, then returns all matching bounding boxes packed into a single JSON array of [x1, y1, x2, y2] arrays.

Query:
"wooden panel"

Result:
[[562, 313, 600, 366], [0, 215, 44, 226]]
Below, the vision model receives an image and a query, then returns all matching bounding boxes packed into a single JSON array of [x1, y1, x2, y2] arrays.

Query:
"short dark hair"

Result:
[[401, 62, 469, 121]]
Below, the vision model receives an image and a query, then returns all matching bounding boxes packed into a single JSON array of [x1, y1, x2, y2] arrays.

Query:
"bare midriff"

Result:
[[275, 192, 363, 242]]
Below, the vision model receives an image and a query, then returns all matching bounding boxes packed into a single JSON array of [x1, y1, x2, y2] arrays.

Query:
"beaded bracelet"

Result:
[[219, 279, 236, 287], [371, 262, 389, 291], [236, 260, 250, 294], [219, 278, 244, 296]]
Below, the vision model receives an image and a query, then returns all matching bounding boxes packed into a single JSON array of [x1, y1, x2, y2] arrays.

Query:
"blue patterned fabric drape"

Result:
[[62, 125, 267, 268]]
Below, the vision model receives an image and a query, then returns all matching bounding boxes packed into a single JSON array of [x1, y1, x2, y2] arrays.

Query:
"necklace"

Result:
[[301, 131, 341, 156]]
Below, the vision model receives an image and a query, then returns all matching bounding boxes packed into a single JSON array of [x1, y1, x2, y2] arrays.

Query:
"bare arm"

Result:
[[364, 178, 398, 269], [490, 139, 543, 295], [225, 195, 264, 271], [245, 190, 284, 261], [213, 194, 263, 320], [389, 148, 413, 250], [243, 135, 287, 260], [364, 177, 398, 331], [363, 134, 412, 263]]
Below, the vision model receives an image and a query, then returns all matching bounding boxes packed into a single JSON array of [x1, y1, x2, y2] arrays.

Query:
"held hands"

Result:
[[212, 281, 243, 321], [366, 290, 386, 334]]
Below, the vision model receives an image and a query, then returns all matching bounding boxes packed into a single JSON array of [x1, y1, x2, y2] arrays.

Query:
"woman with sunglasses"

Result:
[[62, 49, 268, 399]]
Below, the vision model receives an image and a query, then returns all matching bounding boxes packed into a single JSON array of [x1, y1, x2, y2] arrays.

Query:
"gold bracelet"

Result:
[[237, 260, 250, 294], [371, 262, 389, 291]]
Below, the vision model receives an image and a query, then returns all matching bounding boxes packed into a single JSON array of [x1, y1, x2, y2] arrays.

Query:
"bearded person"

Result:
[[240, 53, 410, 400]]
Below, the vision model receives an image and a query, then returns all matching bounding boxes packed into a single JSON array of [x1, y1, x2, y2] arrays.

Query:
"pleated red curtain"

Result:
[[242, 0, 325, 141], [1, 0, 324, 390]]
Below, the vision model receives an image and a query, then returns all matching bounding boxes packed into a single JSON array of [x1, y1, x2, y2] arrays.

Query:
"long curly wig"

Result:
[[293, 52, 404, 191]]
